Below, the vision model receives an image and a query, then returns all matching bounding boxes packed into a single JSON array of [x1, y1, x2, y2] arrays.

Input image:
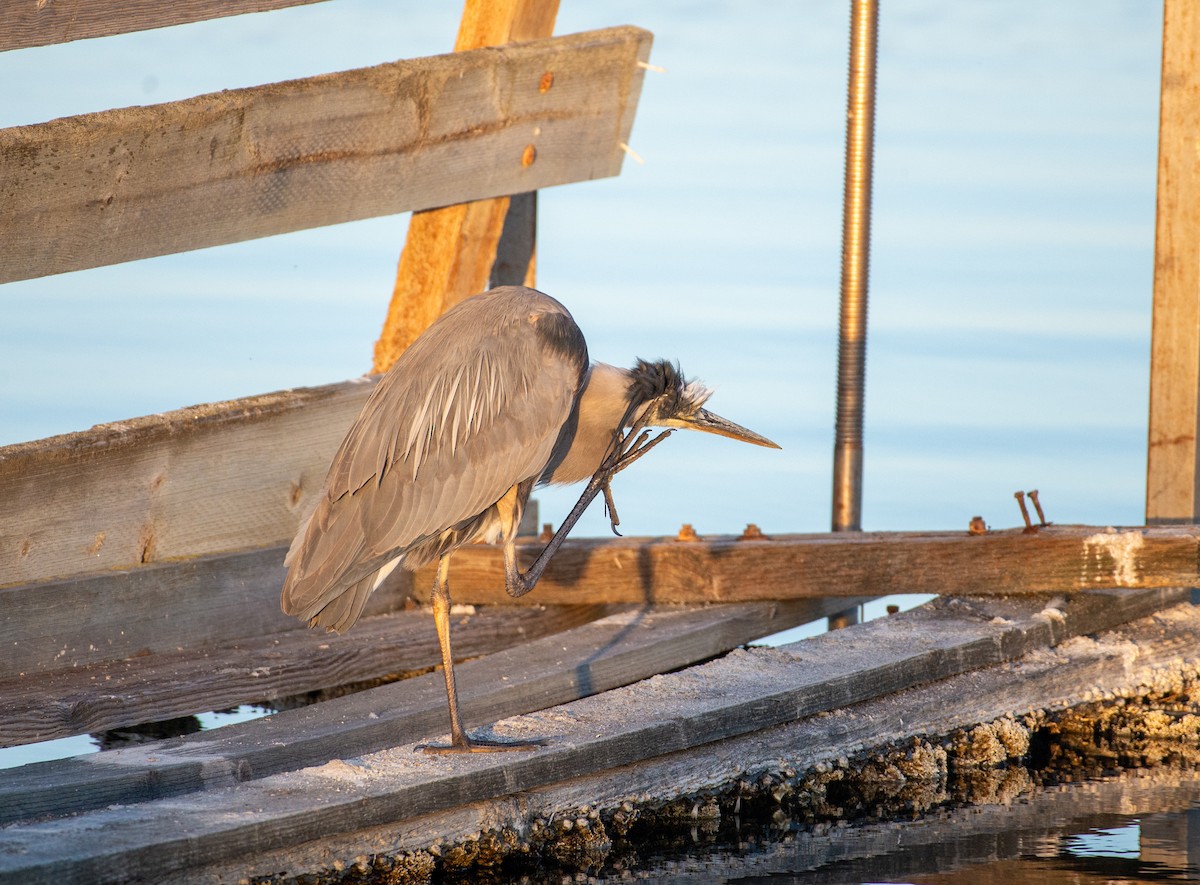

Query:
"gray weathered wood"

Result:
[[2, 547, 299, 682], [0, 377, 377, 589], [1146, 0, 1200, 523], [0, 26, 652, 283], [0, 600, 836, 825], [0, 0, 326, 52], [0, 587, 1182, 883], [184, 596, 1200, 884], [0, 603, 610, 748]]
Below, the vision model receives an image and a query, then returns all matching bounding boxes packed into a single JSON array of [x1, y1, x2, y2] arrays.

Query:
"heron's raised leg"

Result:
[[418, 554, 544, 754], [504, 424, 673, 598]]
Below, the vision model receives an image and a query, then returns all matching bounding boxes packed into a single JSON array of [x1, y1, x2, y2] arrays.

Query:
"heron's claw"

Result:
[[418, 734, 546, 754], [602, 479, 622, 536]]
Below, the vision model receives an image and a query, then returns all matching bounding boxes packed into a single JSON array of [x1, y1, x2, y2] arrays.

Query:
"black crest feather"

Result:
[[627, 358, 690, 415]]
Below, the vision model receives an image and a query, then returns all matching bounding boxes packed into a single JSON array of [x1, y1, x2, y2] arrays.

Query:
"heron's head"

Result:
[[626, 359, 780, 449]]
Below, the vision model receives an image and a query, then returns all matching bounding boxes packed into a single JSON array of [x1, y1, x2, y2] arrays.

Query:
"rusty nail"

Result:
[[539, 71, 554, 93], [539, 522, 554, 543], [521, 144, 537, 167], [676, 523, 699, 542], [1014, 491, 1032, 529], [738, 523, 769, 541], [1028, 489, 1047, 526]]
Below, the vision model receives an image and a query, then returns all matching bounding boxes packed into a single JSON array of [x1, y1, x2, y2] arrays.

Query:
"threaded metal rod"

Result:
[[832, 0, 879, 535]]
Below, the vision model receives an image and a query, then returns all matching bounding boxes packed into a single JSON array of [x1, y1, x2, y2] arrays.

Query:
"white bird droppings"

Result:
[[1083, 528, 1145, 586]]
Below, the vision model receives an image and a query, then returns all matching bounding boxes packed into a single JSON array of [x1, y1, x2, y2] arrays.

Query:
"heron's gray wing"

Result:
[[281, 288, 587, 630]]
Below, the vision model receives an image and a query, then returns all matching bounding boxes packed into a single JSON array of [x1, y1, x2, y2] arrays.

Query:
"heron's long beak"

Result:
[[673, 408, 781, 449]]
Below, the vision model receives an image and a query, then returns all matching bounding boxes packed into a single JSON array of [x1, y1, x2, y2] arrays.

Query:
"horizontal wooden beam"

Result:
[[5, 520, 1193, 681], [0, 377, 378, 589], [0, 601, 829, 824], [0, 587, 1182, 880], [0, 0, 326, 52], [0, 26, 651, 282], [430, 523, 1200, 604]]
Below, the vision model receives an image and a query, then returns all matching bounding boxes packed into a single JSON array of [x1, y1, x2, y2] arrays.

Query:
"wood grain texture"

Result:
[[0, 377, 377, 589], [1147, 0, 1200, 523], [0, 588, 1181, 881], [0, 601, 830, 825], [0, 26, 652, 283], [0, 0, 326, 52], [425, 524, 1200, 604], [5, 521, 1193, 678], [372, 0, 565, 373], [0, 603, 610, 748]]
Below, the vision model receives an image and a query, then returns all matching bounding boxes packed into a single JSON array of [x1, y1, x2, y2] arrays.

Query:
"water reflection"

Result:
[[588, 768, 1200, 883]]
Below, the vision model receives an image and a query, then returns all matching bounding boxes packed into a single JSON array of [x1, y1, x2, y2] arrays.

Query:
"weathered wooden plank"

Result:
[[0, 600, 833, 826], [0, 603, 610, 748], [183, 599, 1200, 884], [0, 587, 1182, 882], [1, 546, 299, 681], [372, 0, 562, 373], [0, 26, 652, 283], [0, 377, 377, 589], [5, 520, 1195, 679], [0, 0, 327, 52], [1147, 0, 1200, 523], [431, 524, 1200, 603]]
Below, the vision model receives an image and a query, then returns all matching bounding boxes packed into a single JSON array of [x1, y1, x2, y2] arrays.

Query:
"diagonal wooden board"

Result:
[[0, 378, 377, 590], [0, 599, 839, 826], [0, 26, 651, 283], [0, 603, 611, 748], [0, 0, 327, 51], [0, 587, 1183, 883]]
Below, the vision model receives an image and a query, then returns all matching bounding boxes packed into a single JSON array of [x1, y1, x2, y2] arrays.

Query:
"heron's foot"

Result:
[[417, 733, 546, 754], [612, 429, 672, 474]]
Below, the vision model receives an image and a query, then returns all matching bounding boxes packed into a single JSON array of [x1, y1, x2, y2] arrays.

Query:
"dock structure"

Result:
[[3, 0, 1200, 882]]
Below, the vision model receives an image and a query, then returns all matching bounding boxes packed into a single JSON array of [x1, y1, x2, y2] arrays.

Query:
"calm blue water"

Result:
[[0, 0, 1162, 539], [0, 1, 1176, 872]]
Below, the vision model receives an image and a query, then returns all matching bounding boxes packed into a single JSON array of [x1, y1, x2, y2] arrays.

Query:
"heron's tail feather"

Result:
[[281, 491, 394, 634], [302, 572, 377, 633]]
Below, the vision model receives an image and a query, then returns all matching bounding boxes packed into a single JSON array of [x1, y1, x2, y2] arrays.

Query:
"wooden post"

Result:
[[372, 0, 559, 374], [1146, 0, 1200, 524]]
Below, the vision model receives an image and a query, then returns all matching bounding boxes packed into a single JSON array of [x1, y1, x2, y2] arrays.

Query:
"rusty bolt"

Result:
[[1014, 491, 1032, 529], [738, 523, 769, 541], [1028, 489, 1048, 526], [967, 516, 987, 536], [676, 523, 699, 542]]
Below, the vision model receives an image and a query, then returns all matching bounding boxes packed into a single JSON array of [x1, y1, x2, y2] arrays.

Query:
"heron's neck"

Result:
[[542, 362, 631, 486]]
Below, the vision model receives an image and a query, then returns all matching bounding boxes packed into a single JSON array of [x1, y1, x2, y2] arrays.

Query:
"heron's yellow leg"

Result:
[[419, 553, 545, 754]]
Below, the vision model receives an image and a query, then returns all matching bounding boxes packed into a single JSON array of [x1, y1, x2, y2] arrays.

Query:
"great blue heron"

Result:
[[281, 286, 778, 752]]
